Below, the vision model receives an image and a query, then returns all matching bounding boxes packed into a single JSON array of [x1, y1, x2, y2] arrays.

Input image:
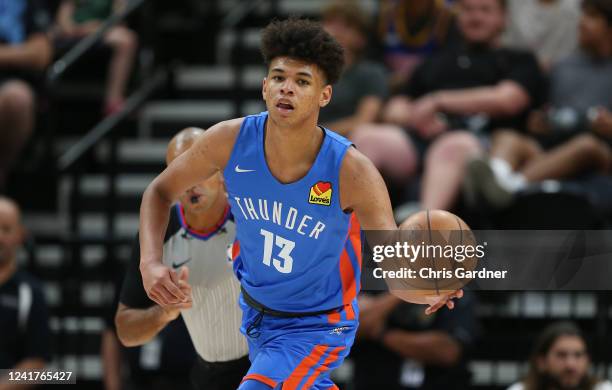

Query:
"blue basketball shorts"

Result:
[[237, 293, 359, 390]]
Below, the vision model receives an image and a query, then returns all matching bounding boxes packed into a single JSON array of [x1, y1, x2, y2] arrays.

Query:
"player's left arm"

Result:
[[339, 147, 397, 231], [339, 148, 461, 313]]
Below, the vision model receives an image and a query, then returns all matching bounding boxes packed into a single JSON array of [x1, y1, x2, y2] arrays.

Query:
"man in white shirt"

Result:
[[508, 322, 612, 390]]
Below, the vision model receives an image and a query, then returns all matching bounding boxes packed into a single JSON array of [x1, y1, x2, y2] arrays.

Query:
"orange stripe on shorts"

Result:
[[241, 373, 278, 388], [282, 345, 329, 390], [302, 346, 346, 389]]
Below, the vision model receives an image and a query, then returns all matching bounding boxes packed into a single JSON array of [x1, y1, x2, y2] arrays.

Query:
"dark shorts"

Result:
[[191, 354, 250, 390], [0, 66, 47, 93], [535, 130, 612, 150]]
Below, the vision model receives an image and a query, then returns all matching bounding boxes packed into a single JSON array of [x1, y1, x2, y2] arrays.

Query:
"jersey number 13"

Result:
[[260, 229, 295, 274]]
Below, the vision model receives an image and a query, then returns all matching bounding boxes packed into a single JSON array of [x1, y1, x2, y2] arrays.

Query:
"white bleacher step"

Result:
[[43, 282, 61, 307], [29, 212, 138, 238], [217, 0, 271, 15], [61, 174, 157, 197], [77, 213, 139, 238], [470, 361, 527, 387], [22, 213, 68, 236], [138, 100, 265, 138], [242, 100, 266, 116], [477, 291, 596, 319], [176, 65, 265, 90], [139, 100, 233, 137], [277, 0, 377, 14], [215, 1, 377, 64], [81, 282, 116, 307], [215, 0, 377, 27], [217, 28, 262, 63], [93, 139, 167, 164], [56, 355, 103, 381], [22, 212, 139, 239]]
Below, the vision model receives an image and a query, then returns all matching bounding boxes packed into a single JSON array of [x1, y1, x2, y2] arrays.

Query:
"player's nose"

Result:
[[280, 80, 295, 95]]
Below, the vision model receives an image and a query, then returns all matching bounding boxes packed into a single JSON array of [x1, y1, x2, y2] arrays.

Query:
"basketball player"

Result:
[[139, 18, 461, 389], [116, 128, 249, 390]]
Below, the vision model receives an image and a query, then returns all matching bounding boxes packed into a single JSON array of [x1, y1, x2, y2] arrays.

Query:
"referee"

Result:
[[115, 127, 248, 390]]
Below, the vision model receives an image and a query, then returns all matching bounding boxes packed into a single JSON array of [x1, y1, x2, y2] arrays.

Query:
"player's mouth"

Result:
[[275, 100, 295, 114]]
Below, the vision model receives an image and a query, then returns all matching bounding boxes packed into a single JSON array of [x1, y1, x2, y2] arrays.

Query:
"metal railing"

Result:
[[47, 0, 145, 86], [41, 0, 162, 376]]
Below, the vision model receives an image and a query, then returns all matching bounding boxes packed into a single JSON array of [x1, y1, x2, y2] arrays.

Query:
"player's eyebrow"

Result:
[[270, 68, 313, 78]]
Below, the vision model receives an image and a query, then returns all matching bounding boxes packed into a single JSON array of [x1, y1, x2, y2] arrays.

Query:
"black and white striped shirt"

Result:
[[120, 203, 247, 362]]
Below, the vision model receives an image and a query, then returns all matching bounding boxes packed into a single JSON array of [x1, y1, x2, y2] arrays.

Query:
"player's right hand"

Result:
[[141, 261, 187, 306], [157, 267, 193, 322], [424, 289, 463, 315]]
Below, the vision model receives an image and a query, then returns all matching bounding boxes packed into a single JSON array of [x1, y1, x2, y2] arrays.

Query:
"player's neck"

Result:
[[183, 197, 228, 232], [0, 258, 16, 285], [264, 118, 324, 182], [265, 117, 323, 160]]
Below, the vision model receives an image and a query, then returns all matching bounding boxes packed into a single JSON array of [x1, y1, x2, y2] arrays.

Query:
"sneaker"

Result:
[[464, 158, 514, 209]]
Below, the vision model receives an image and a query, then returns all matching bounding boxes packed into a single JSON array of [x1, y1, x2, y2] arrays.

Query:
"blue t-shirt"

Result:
[[0, 0, 50, 45]]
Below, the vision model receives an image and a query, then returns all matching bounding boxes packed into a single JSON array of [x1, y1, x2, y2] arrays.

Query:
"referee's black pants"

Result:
[[191, 355, 250, 390]]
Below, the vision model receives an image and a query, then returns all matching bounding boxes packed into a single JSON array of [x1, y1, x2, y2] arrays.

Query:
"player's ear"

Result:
[[262, 77, 268, 101], [319, 84, 332, 108]]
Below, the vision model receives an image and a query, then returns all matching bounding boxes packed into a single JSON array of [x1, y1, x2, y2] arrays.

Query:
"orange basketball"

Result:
[[383, 210, 479, 299]]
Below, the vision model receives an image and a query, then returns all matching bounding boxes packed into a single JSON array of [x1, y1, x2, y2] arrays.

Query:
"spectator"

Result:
[[55, 0, 138, 115], [466, 0, 612, 208], [377, 0, 459, 91], [320, 0, 388, 137], [502, 0, 581, 70], [0, 0, 53, 189], [507, 322, 612, 390], [353, 0, 545, 211], [0, 196, 51, 385], [351, 291, 479, 390]]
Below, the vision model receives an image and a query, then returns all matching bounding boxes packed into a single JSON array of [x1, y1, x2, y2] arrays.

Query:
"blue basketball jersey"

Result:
[[223, 112, 362, 314]]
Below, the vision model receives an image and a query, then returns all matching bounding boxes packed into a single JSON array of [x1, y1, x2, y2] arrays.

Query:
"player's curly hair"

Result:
[[260, 17, 345, 85]]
